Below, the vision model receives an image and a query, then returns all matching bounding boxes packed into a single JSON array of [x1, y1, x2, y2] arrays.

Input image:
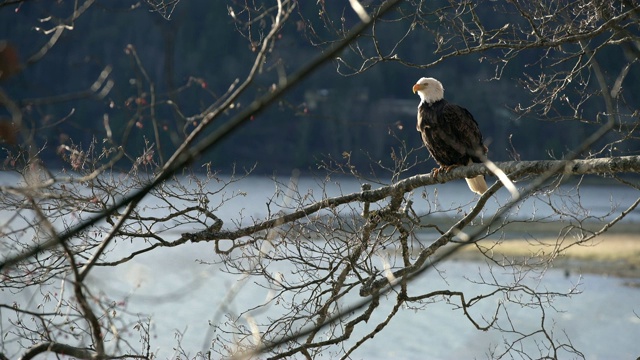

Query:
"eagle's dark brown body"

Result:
[[417, 99, 487, 169]]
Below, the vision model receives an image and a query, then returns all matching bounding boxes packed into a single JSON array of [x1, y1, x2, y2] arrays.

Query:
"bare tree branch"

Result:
[[20, 342, 95, 360]]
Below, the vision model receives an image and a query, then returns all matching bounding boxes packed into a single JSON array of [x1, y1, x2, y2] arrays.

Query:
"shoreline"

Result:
[[449, 233, 640, 281]]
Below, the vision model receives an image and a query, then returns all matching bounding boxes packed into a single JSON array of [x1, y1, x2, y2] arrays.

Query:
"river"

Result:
[[1, 173, 639, 359]]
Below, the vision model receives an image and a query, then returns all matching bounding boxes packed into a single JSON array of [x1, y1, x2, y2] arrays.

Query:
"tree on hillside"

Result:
[[1, 0, 639, 359]]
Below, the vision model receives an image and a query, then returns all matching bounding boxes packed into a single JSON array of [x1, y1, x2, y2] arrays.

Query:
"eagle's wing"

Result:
[[441, 103, 486, 162]]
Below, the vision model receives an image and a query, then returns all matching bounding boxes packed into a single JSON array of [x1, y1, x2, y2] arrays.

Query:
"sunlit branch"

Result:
[[20, 342, 94, 360], [125, 45, 164, 166], [27, 0, 96, 64], [184, 155, 640, 245]]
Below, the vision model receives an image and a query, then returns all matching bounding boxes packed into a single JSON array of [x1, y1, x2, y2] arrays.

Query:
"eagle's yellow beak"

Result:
[[412, 84, 424, 94]]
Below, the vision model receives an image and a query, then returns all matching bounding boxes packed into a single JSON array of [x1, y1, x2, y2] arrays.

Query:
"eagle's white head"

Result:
[[412, 77, 444, 104]]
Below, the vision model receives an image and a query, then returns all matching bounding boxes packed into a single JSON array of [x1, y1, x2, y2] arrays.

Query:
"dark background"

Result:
[[2, 1, 638, 177]]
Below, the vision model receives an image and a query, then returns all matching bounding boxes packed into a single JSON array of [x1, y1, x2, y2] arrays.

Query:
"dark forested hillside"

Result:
[[2, 1, 638, 175]]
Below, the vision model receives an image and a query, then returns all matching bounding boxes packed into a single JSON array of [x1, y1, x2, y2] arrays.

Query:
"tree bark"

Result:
[[20, 342, 95, 360]]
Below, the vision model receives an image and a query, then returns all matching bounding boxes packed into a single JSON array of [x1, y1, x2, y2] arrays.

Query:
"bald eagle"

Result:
[[412, 77, 488, 194]]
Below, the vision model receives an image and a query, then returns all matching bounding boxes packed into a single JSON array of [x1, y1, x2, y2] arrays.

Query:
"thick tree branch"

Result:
[[18, 341, 148, 360], [182, 155, 640, 244], [20, 342, 95, 360]]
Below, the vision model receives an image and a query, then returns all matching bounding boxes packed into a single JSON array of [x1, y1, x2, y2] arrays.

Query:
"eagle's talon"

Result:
[[431, 165, 457, 178], [442, 165, 458, 173]]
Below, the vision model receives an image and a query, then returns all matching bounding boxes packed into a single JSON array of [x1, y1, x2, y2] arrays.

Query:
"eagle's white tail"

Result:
[[466, 175, 488, 195]]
